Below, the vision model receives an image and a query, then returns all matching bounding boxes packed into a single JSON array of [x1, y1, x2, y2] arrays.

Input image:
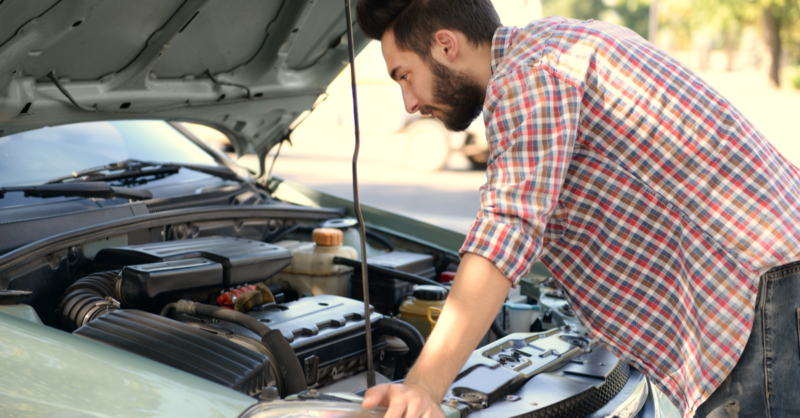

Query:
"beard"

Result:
[[421, 59, 486, 132]]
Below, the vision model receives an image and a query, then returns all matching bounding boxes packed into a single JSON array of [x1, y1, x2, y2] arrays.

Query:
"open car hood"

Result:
[[0, 0, 366, 164]]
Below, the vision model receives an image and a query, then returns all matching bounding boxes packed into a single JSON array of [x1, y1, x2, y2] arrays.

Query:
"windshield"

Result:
[[0, 120, 217, 187]]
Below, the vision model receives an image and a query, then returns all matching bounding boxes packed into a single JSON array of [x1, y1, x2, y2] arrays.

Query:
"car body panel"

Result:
[[0, 304, 43, 325], [0, 311, 255, 417], [0, 0, 368, 162]]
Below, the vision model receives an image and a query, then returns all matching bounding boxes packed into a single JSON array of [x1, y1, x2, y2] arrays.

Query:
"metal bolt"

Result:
[[258, 386, 279, 402]]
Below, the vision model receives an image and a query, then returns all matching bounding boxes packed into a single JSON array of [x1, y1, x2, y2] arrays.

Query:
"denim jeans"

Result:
[[694, 261, 800, 418]]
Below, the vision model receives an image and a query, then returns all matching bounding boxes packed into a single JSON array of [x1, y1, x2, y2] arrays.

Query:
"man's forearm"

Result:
[[403, 252, 512, 400]]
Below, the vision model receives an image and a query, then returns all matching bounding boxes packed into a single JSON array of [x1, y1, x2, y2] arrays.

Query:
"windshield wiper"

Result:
[[46, 159, 240, 184], [0, 183, 153, 200]]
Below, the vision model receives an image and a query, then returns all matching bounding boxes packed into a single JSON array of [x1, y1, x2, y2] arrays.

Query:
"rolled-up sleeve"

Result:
[[460, 65, 582, 284]]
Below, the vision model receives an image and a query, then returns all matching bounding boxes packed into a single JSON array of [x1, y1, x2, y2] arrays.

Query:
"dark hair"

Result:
[[356, 0, 501, 59]]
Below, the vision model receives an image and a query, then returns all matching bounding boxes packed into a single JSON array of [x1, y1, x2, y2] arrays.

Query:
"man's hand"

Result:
[[361, 253, 511, 418], [363, 382, 444, 418]]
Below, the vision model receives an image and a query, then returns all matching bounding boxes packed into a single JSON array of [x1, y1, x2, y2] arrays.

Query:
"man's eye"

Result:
[[400, 74, 407, 81]]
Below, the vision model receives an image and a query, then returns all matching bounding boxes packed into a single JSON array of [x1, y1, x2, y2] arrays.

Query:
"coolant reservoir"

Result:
[[320, 218, 386, 259], [398, 285, 448, 340], [269, 228, 358, 296]]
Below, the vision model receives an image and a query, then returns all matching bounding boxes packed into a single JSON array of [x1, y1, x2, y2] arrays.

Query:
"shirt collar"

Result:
[[491, 26, 518, 74]]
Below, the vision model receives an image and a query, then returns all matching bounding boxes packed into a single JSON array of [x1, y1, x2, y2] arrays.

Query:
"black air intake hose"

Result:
[[364, 229, 395, 251], [58, 271, 122, 332], [378, 317, 425, 379], [172, 300, 307, 397], [491, 319, 509, 339]]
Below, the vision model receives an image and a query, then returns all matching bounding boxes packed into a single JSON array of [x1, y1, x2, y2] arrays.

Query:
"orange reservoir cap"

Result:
[[312, 228, 343, 246]]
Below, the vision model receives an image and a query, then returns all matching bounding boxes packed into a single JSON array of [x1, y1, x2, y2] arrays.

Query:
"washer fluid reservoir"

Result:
[[270, 228, 358, 297], [398, 285, 448, 340]]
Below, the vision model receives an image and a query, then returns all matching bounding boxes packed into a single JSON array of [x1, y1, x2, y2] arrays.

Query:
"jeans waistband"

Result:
[[762, 259, 800, 280]]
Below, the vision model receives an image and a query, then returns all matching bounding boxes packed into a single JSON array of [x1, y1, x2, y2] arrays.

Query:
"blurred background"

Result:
[[200, 0, 800, 234]]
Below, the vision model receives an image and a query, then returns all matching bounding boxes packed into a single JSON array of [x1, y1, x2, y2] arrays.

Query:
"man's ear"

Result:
[[432, 29, 459, 63]]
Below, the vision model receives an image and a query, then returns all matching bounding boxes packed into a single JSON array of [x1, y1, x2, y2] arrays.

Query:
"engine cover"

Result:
[[74, 309, 275, 396], [188, 294, 387, 386], [93, 236, 292, 286]]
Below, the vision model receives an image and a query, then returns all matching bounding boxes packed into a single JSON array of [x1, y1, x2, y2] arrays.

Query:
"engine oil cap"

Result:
[[413, 285, 448, 301], [312, 228, 343, 246]]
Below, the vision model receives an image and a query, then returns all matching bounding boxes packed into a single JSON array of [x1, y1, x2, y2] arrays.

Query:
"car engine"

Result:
[[57, 234, 424, 398], [0, 211, 656, 417]]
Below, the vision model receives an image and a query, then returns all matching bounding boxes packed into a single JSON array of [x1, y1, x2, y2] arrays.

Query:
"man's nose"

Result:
[[401, 88, 419, 114]]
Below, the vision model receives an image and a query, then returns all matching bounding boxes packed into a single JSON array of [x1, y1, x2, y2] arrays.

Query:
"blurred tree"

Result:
[[544, 0, 800, 86], [541, 0, 656, 40], [758, 0, 800, 87], [541, 0, 604, 22], [692, 0, 757, 71], [611, 0, 653, 39]]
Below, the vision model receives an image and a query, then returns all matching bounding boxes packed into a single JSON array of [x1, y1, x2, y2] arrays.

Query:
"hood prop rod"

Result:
[[344, 0, 376, 389]]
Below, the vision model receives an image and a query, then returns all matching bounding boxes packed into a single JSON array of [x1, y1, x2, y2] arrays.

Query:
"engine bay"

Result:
[[54, 229, 426, 398], [0, 210, 650, 417]]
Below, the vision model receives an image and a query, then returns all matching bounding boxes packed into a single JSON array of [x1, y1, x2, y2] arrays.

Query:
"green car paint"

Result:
[[0, 311, 256, 417], [0, 304, 43, 325]]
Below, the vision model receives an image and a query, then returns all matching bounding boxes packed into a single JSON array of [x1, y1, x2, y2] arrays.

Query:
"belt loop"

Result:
[[758, 273, 768, 311]]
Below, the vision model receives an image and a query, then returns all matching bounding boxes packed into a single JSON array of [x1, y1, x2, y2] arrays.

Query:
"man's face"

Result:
[[381, 30, 485, 131]]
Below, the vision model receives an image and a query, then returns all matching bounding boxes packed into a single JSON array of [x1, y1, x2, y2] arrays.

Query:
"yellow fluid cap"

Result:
[[312, 228, 343, 246]]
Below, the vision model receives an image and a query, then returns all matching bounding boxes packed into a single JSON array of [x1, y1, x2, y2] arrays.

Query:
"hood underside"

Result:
[[0, 0, 367, 159]]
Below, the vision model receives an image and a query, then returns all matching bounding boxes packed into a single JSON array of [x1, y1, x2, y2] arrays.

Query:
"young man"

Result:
[[355, 1, 800, 417]]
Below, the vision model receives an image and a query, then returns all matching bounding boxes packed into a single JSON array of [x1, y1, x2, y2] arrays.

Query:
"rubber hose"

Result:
[[491, 319, 509, 339], [173, 300, 307, 397], [267, 281, 290, 295], [378, 317, 425, 379], [267, 224, 315, 243], [364, 230, 395, 251], [63, 270, 120, 299], [261, 329, 308, 396], [267, 224, 300, 243], [332, 257, 445, 288], [160, 302, 177, 317], [175, 299, 272, 337], [59, 271, 122, 331]]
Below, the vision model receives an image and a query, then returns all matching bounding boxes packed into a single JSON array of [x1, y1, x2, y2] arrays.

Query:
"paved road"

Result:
[[239, 148, 485, 234]]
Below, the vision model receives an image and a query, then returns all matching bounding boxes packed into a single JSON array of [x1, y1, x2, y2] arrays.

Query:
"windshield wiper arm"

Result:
[[46, 159, 240, 184], [0, 183, 153, 200]]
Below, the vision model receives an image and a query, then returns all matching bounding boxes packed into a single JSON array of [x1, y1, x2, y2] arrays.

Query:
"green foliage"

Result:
[[541, 0, 604, 22], [541, 0, 654, 39], [541, 0, 800, 85], [792, 67, 800, 90]]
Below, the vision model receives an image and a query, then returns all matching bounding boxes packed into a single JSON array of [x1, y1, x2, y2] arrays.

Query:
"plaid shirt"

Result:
[[461, 17, 800, 416]]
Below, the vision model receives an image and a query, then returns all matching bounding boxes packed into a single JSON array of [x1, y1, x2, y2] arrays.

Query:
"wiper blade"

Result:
[[170, 163, 240, 181], [0, 183, 153, 200], [47, 159, 240, 184]]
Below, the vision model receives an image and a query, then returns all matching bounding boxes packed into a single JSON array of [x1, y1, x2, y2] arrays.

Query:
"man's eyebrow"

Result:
[[390, 66, 400, 81]]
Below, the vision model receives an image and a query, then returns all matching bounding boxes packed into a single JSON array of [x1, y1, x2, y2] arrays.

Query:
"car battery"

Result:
[[350, 251, 436, 315]]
